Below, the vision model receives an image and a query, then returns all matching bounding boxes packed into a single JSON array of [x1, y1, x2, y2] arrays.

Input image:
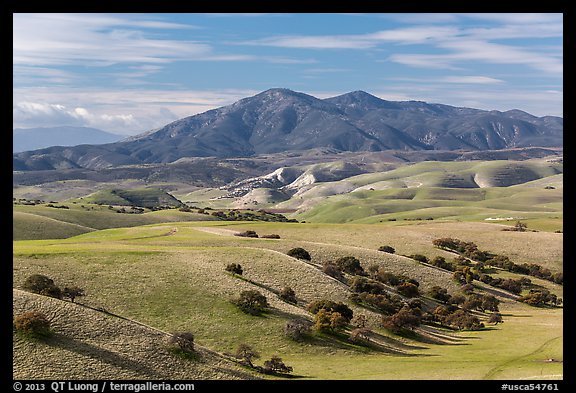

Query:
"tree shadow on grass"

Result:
[[415, 325, 471, 345], [44, 333, 165, 378], [265, 308, 432, 356]]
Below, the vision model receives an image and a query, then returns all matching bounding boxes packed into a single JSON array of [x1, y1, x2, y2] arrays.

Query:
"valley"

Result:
[[13, 219, 563, 380], [12, 90, 563, 382], [12, 12, 564, 384], [13, 150, 563, 380]]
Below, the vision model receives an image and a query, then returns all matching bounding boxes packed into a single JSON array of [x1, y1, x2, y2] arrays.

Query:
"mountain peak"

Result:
[[13, 89, 562, 170]]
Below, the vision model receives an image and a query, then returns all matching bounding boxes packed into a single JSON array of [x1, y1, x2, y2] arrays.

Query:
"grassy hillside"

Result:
[[13, 220, 563, 380], [13, 289, 258, 380], [12, 203, 219, 240], [79, 187, 183, 208], [13, 211, 96, 240]]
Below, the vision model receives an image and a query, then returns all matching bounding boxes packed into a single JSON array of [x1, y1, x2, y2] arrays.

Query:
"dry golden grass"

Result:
[[13, 289, 259, 380]]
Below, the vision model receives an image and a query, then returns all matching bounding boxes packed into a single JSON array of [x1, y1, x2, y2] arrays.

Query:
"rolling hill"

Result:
[[13, 289, 259, 380], [13, 220, 563, 380]]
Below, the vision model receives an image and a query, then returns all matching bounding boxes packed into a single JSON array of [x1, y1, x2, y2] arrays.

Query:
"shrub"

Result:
[[263, 356, 293, 374], [13, 311, 52, 339], [62, 286, 85, 303], [168, 332, 195, 353], [428, 286, 451, 303], [444, 310, 484, 330], [350, 276, 387, 295], [322, 262, 344, 280], [378, 245, 396, 254], [279, 287, 297, 304], [234, 343, 260, 367], [313, 309, 347, 332], [396, 282, 419, 297], [381, 307, 421, 334], [410, 254, 429, 263], [350, 292, 402, 315], [349, 327, 372, 344], [335, 256, 365, 275], [488, 313, 504, 325], [235, 230, 259, 238], [307, 299, 353, 322], [261, 234, 281, 239], [225, 263, 243, 275], [22, 274, 62, 299], [287, 247, 311, 261], [284, 319, 312, 341], [232, 290, 269, 315]]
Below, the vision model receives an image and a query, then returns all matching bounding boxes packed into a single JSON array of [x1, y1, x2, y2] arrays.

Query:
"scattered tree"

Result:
[[430, 256, 454, 271], [351, 314, 368, 328], [234, 343, 260, 367], [235, 230, 259, 238], [225, 263, 243, 275], [350, 276, 386, 295], [410, 254, 429, 263], [518, 289, 562, 307], [513, 221, 528, 232], [349, 327, 372, 344], [261, 234, 281, 239], [488, 313, 504, 325], [287, 247, 311, 261], [263, 356, 293, 374], [444, 310, 484, 330], [313, 309, 347, 333], [169, 332, 195, 353], [396, 281, 419, 298], [13, 311, 52, 339], [307, 299, 353, 322], [22, 274, 62, 299], [232, 290, 269, 315], [381, 307, 421, 334], [62, 286, 85, 303], [428, 286, 451, 303], [378, 245, 395, 254], [335, 256, 365, 275], [284, 319, 312, 341], [322, 262, 344, 280], [279, 286, 297, 304]]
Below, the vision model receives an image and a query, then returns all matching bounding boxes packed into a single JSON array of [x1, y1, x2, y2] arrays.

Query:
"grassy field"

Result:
[[13, 289, 259, 380], [13, 220, 563, 380], [12, 203, 219, 240], [12, 157, 563, 380]]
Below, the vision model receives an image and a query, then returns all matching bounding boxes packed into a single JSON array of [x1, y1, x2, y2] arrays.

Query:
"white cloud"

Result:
[[13, 13, 212, 67], [241, 26, 460, 49], [388, 39, 562, 76], [13, 87, 259, 134], [13, 101, 139, 131], [239, 17, 562, 76]]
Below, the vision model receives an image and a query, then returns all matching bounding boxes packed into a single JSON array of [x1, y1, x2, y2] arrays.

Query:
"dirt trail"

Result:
[[482, 336, 562, 380]]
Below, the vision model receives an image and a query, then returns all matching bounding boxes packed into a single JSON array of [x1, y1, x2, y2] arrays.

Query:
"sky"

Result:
[[13, 13, 563, 135]]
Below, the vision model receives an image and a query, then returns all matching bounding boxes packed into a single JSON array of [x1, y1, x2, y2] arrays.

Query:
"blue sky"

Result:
[[13, 13, 563, 135]]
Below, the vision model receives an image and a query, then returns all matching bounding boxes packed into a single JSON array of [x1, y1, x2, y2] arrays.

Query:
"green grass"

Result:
[[12, 157, 563, 379], [13, 203, 220, 240], [78, 187, 182, 208], [13, 219, 563, 380]]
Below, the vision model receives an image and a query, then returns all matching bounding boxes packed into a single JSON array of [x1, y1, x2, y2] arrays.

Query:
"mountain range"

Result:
[[13, 88, 563, 171], [13, 126, 123, 153]]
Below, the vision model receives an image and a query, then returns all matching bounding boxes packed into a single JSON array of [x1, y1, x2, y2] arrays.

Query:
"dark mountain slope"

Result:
[[13, 89, 563, 171]]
